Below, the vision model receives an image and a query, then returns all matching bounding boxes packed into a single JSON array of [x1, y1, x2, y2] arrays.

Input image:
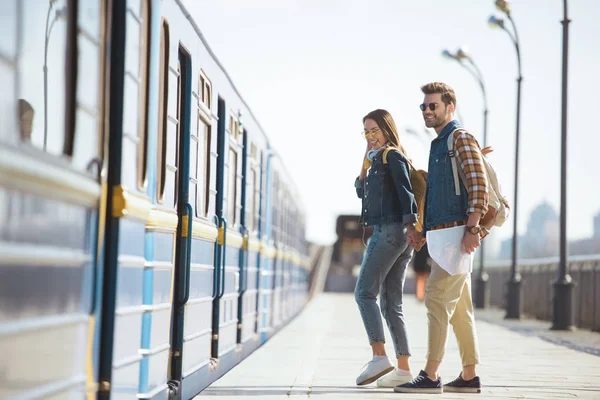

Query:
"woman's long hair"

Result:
[[363, 109, 409, 159]]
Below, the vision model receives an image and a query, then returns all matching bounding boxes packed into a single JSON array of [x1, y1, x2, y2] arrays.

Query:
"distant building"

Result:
[[499, 207, 600, 259], [498, 201, 560, 260]]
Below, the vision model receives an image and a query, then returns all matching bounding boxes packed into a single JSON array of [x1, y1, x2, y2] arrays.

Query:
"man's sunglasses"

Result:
[[419, 103, 438, 112]]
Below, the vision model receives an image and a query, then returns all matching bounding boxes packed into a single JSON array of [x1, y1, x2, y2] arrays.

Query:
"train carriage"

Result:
[[0, 0, 310, 399]]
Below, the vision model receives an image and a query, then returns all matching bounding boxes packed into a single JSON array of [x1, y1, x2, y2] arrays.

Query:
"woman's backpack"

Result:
[[382, 148, 428, 232]]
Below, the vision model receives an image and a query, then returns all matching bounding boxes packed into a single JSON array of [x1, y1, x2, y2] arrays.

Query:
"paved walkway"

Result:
[[197, 293, 600, 399]]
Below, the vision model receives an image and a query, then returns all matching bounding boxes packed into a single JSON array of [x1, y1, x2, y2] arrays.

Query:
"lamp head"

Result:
[[488, 15, 505, 29], [441, 49, 456, 59], [495, 0, 511, 15], [456, 46, 470, 60], [54, 7, 67, 19]]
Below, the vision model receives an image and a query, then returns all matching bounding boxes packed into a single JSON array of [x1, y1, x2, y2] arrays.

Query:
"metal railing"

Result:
[[485, 254, 600, 331]]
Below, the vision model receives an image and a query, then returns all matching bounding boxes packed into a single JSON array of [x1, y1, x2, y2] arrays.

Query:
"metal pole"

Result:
[[43, 3, 53, 151], [552, 0, 575, 331], [505, 14, 523, 319], [464, 57, 491, 309], [475, 106, 490, 309], [443, 52, 492, 308]]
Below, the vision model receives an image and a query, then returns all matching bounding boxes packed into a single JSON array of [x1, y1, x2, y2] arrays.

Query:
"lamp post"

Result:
[[552, 0, 575, 331], [488, 0, 522, 319], [442, 46, 490, 309], [44, 0, 66, 151]]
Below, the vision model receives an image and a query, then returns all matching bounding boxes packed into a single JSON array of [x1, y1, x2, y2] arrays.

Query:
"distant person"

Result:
[[395, 82, 488, 394], [412, 242, 432, 302], [19, 99, 34, 142], [353, 109, 422, 388]]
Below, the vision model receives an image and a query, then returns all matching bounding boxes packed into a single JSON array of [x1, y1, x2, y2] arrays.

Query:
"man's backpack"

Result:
[[382, 148, 428, 232], [448, 129, 510, 231]]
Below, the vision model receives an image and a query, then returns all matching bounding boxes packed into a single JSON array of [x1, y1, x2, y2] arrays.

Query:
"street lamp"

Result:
[[552, 0, 575, 331], [442, 46, 490, 309], [44, 0, 66, 151], [488, 0, 523, 319]]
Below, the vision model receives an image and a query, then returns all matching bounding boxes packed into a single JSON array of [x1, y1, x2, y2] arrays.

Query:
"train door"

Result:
[[238, 140, 261, 344], [258, 152, 276, 342], [0, 1, 106, 398], [96, 0, 155, 399], [210, 106, 243, 359], [270, 172, 282, 330], [163, 43, 194, 397], [178, 66, 219, 396]]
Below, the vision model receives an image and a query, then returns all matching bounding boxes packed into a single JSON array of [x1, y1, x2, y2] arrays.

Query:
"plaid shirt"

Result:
[[432, 130, 489, 239]]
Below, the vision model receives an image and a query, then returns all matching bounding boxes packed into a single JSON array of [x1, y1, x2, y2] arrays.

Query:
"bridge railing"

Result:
[[485, 254, 600, 331]]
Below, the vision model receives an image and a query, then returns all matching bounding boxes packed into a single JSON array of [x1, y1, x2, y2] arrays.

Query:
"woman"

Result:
[[354, 109, 419, 388]]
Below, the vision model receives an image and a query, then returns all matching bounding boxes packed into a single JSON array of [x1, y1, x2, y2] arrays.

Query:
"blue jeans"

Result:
[[355, 223, 413, 357]]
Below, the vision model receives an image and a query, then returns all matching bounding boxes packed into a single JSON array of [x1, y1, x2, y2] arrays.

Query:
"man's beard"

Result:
[[426, 115, 446, 129]]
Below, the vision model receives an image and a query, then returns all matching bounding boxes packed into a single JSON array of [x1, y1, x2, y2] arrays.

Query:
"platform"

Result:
[[196, 293, 600, 399]]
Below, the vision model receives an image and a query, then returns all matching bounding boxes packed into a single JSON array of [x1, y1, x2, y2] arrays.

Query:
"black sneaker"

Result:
[[443, 373, 482, 393], [394, 370, 442, 394]]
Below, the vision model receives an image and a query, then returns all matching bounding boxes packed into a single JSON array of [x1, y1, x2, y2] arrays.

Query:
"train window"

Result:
[[178, 45, 192, 212], [156, 19, 170, 203], [17, 0, 70, 155], [227, 147, 238, 224], [121, 0, 151, 191], [190, 121, 199, 214], [245, 167, 254, 233], [161, 59, 181, 209], [253, 167, 260, 232], [246, 143, 258, 233], [69, 0, 105, 172], [137, 0, 151, 190], [0, 0, 17, 142], [229, 114, 240, 140], [198, 116, 211, 217], [272, 172, 279, 239], [199, 69, 211, 111]]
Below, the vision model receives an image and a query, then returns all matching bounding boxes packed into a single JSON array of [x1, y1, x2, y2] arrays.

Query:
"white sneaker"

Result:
[[376, 368, 414, 387], [356, 357, 394, 386]]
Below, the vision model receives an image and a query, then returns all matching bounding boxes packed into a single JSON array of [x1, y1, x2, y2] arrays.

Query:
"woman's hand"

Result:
[[406, 224, 425, 251], [359, 140, 375, 179]]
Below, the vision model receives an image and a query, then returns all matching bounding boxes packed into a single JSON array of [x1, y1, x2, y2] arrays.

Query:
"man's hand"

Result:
[[462, 229, 481, 254], [463, 213, 482, 254], [406, 224, 425, 251]]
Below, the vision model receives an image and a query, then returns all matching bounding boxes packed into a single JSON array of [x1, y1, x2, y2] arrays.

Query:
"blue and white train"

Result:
[[0, 0, 310, 399]]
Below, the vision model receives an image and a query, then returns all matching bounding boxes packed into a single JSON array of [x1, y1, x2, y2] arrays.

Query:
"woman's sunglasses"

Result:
[[361, 128, 381, 138], [419, 103, 438, 111]]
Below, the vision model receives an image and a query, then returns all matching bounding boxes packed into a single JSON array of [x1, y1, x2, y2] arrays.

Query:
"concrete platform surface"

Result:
[[196, 293, 600, 399]]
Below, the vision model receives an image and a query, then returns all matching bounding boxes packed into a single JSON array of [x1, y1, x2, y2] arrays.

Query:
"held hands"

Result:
[[406, 224, 426, 251], [462, 229, 481, 254]]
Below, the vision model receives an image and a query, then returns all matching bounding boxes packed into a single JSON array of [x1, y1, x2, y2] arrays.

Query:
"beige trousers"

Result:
[[424, 263, 480, 366]]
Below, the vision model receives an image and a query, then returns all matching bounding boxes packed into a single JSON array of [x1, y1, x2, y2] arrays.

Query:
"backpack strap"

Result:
[[382, 147, 393, 164], [447, 128, 466, 196], [383, 147, 415, 171]]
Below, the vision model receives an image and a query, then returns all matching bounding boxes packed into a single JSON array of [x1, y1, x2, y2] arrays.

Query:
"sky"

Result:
[[182, 0, 600, 255]]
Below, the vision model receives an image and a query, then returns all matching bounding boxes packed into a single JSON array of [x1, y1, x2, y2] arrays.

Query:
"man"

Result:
[[398, 82, 488, 394]]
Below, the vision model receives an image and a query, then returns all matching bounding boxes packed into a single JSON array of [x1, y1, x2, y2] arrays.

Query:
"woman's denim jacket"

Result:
[[355, 149, 418, 227]]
